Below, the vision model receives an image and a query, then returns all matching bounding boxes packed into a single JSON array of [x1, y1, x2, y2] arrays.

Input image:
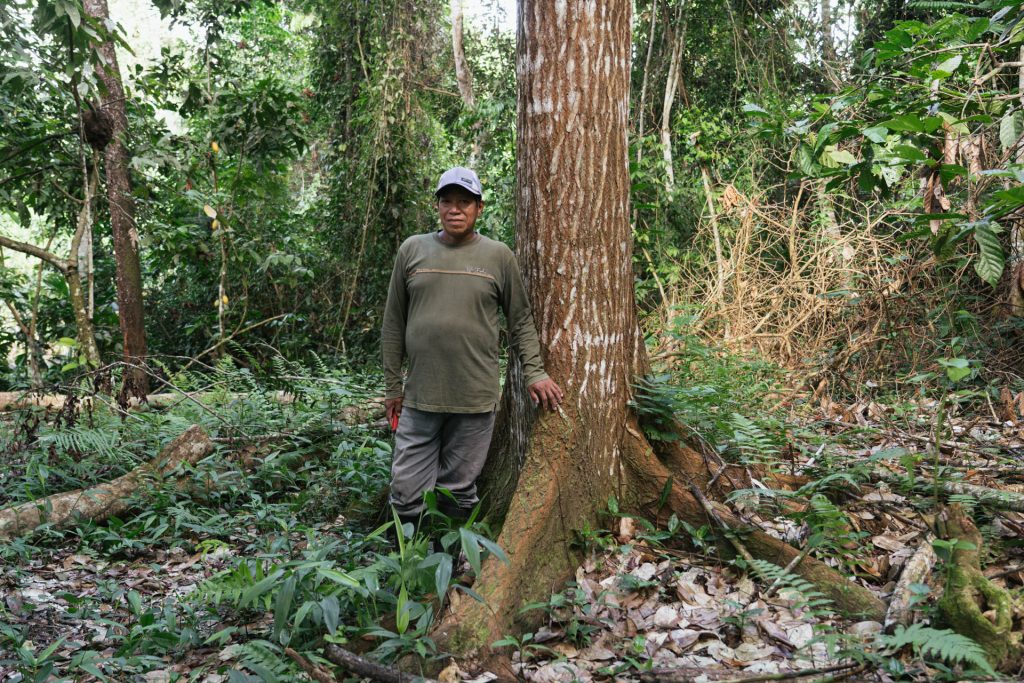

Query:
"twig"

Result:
[[323, 643, 440, 683], [763, 543, 812, 599], [688, 482, 755, 564]]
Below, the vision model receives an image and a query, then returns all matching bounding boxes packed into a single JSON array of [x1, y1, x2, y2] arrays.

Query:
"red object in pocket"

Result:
[[391, 413, 399, 431]]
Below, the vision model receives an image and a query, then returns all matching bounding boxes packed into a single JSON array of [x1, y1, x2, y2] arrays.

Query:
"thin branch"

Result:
[[0, 234, 68, 272]]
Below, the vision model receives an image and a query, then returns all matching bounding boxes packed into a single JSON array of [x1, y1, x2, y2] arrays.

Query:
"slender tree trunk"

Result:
[[451, 0, 475, 109], [701, 164, 726, 307], [436, 0, 884, 655], [451, 0, 482, 164], [660, 5, 685, 193], [83, 0, 149, 397], [821, 0, 835, 63], [635, 0, 658, 165]]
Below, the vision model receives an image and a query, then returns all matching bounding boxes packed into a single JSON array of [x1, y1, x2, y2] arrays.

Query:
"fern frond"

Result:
[[881, 623, 995, 675]]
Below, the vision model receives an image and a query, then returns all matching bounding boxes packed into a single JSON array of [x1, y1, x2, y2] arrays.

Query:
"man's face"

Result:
[[437, 185, 483, 242]]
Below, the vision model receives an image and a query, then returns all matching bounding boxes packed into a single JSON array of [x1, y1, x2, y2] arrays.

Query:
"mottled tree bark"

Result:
[[437, 0, 883, 655], [83, 0, 149, 397]]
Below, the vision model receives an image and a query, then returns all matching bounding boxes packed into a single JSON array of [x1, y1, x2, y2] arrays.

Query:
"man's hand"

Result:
[[385, 396, 404, 428], [528, 378, 564, 412]]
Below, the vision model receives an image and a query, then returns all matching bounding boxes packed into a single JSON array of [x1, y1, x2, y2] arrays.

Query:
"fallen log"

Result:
[[0, 390, 383, 425], [941, 480, 1024, 513], [874, 471, 1024, 512], [884, 537, 937, 630], [0, 425, 213, 540]]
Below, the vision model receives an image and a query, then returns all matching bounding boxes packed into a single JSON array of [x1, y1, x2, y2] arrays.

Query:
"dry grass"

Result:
[[648, 180, 1021, 394]]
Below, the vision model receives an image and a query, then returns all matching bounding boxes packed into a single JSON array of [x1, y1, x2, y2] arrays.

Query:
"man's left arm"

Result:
[[501, 252, 564, 411]]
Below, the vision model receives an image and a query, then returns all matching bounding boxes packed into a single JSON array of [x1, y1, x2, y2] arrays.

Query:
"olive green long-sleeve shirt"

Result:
[[381, 232, 549, 413]]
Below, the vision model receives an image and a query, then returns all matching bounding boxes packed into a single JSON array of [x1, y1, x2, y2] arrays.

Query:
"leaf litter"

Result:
[[1, 395, 1021, 681]]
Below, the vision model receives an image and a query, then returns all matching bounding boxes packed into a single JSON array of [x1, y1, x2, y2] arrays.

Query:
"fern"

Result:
[[730, 413, 779, 465], [232, 639, 300, 682], [747, 559, 835, 617], [879, 624, 995, 675]]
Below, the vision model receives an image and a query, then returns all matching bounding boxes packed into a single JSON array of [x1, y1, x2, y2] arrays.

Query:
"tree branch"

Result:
[[0, 235, 68, 272]]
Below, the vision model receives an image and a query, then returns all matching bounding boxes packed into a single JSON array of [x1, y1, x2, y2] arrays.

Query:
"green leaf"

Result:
[[938, 357, 972, 383], [882, 114, 926, 133], [863, 126, 888, 143], [320, 596, 339, 635], [973, 222, 1005, 286], [395, 584, 410, 634], [797, 143, 817, 176], [434, 554, 453, 601], [65, 2, 81, 28], [316, 567, 359, 588], [742, 102, 768, 116], [931, 54, 962, 78], [459, 527, 482, 575], [273, 575, 296, 643], [999, 111, 1021, 152], [892, 144, 927, 162], [827, 148, 858, 165]]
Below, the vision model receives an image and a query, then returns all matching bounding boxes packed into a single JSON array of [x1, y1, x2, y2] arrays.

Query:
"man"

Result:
[[381, 167, 563, 532]]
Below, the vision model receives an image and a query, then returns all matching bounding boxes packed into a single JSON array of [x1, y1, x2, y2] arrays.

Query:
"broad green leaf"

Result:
[[317, 567, 359, 588], [999, 111, 1021, 152], [827, 148, 858, 165], [320, 596, 339, 634], [892, 145, 927, 162], [882, 114, 926, 133], [973, 222, 1005, 286], [273, 575, 296, 643], [459, 527, 482, 576], [797, 143, 817, 176], [434, 554, 453, 601], [931, 54, 962, 78], [863, 126, 888, 143], [742, 102, 768, 116], [395, 585, 410, 634], [65, 2, 81, 28]]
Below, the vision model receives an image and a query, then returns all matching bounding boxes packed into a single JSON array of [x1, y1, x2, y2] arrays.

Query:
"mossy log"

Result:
[[0, 425, 212, 540], [933, 504, 1024, 672]]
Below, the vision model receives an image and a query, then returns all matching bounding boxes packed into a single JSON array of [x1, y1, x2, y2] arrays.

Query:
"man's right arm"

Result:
[[381, 246, 409, 420]]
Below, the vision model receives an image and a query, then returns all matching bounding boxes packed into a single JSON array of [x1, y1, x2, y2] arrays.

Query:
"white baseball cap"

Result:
[[435, 166, 483, 199]]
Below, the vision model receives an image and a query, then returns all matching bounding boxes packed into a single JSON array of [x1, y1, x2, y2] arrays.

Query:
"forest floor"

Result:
[[1, 370, 1022, 682]]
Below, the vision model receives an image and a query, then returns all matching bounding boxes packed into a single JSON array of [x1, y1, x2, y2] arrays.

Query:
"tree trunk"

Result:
[[436, 0, 883, 654], [820, 0, 835, 63], [451, 0, 475, 109], [660, 5, 685, 193], [83, 0, 149, 398], [635, 0, 658, 165], [451, 0, 482, 165]]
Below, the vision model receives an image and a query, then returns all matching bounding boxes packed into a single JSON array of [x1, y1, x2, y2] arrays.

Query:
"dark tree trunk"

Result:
[[83, 0, 149, 398]]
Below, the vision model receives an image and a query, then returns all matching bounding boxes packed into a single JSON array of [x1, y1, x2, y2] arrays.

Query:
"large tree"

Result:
[[437, 0, 884, 652], [83, 0, 149, 397]]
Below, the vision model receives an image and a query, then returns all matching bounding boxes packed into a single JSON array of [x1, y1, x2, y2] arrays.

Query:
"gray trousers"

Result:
[[389, 406, 497, 515]]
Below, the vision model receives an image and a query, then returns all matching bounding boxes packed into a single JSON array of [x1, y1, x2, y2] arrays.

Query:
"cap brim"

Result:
[[434, 183, 482, 198]]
